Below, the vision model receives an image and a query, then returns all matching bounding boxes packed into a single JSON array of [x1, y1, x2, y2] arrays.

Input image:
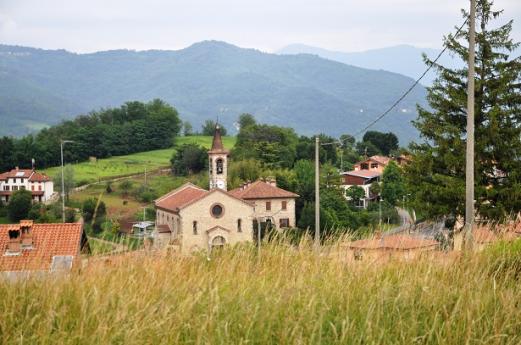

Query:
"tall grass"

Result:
[[1, 238, 520, 344]]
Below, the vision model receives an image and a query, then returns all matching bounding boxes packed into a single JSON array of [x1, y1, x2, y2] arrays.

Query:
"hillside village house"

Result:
[[0, 168, 54, 203], [153, 126, 299, 254], [342, 155, 410, 208], [0, 220, 89, 278]]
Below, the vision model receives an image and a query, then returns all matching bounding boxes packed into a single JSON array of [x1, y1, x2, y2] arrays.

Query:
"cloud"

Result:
[[0, 0, 520, 53]]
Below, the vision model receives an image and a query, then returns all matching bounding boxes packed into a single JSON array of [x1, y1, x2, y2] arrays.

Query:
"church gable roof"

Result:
[[154, 183, 208, 212], [229, 180, 299, 200]]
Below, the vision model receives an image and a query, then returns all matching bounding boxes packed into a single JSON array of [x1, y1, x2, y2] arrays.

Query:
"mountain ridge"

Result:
[[0, 40, 427, 143]]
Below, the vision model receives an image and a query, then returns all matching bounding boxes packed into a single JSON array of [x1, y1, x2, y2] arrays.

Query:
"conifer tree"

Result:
[[407, 0, 521, 222]]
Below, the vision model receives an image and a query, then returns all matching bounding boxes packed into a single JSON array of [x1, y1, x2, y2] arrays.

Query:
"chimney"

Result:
[[20, 220, 34, 248], [268, 177, 277, 187], [15, 166, 19, 171], [7, 226, 21, 254]]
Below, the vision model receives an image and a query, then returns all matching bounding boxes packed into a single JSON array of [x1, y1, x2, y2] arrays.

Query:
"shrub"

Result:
[[7, 190, 33, 221]]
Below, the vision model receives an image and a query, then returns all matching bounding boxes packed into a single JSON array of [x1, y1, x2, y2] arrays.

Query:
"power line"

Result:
[[321, 18, 469, 147]]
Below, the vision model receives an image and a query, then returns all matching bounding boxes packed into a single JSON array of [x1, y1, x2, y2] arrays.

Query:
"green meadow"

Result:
[[42, 136, 236, 185]]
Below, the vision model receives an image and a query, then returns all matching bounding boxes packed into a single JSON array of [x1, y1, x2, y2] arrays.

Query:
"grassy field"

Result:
[[1, 236, 520, 344], [42, 136, 236, 185]]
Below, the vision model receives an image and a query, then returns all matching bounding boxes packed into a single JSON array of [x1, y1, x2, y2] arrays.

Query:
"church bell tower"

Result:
[[208, 124, 229, 190]]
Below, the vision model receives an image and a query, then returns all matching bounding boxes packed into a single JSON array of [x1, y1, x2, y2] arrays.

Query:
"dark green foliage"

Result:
[[0, 99, 181, 169], [356, 141, 381, 157], [407, 0, 521, 221], [237, 113, 256, 130], [171, 144, 207, 176], [7, 190, 33, 221], [234, 120, 299, 169], [346, 186, 366, 206], [201, 120, 227, 136], [381, 162, 406, 206], [362, 131, 399, 156], [82, 199, 97, 223], [65, 208, 76, 223]]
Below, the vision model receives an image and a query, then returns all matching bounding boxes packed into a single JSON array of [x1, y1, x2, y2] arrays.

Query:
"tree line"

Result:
[[0, 99, 182, 171]]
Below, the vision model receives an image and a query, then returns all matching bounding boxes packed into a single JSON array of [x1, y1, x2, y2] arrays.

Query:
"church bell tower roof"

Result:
[[208, 124, 229, 154]]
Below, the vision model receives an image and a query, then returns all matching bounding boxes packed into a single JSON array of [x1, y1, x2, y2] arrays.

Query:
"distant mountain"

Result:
[[277, 44, 461, 85], [0, 41, 427, 143]]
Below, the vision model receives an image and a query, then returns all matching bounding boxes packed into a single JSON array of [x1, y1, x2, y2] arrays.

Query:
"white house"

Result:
[[0, 168, 54, 203]]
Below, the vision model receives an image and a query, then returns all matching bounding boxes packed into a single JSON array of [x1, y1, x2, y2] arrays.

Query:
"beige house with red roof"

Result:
[[0, 220, 88, 278], [153, 126, 298, 254], [0, 167, 54, 203], [229, 179, 298, 229]]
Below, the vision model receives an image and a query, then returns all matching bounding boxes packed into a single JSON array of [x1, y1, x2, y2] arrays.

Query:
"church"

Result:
[[153, 126, 299, 254]]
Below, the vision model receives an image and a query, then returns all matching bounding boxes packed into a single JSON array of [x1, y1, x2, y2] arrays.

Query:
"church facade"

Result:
[[153, 126, 298, 254]]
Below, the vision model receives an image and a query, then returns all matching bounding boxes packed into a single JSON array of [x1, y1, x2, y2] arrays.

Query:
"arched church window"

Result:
[[216, 158, 223, 174]]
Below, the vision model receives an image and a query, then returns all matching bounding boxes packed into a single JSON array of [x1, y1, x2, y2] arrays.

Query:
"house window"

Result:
[[266, 201, 271, 211], [31, 185, 34, 191], [211, 204, 224, 218], [279, 218, 290, 228], [237, 219, 242, 232], [3, 186, 9, 191], [39, 185, 42, 191], [281, 201, 287, 211], [361, 163, 369, 170], [12, 186, 18, 191], [216, 159, 224, 174], [20, 186, 25, 190], [371, 163, 378, 169], [193, 221, 198, 235]]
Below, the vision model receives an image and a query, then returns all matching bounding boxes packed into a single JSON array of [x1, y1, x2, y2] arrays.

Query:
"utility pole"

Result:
[[60, 140, 74, 223], [315, 136, 320, 250], [379, 196, 383, 229], [464, 0, 476, 250]]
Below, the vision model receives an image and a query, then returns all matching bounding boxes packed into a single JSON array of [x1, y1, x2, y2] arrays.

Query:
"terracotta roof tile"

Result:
[[28, 171, 51, 182], [348, 235, 438, 250], [229, 180, 299, 200], [0, 222, 84, 272], [155, 184, 208, 212], [342, 170, 382, 178], [0, 169, 51, 182]]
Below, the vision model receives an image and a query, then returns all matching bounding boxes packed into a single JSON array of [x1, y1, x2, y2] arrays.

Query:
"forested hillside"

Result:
[[0, 100, 181, 171], [0, 41, 427, 142]]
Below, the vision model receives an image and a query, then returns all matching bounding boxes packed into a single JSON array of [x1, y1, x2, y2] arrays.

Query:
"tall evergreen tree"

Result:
[[407, 0, 521, 222]]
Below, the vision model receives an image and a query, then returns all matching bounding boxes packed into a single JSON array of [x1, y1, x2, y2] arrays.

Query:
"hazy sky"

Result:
[[1, 0, 520, 53]]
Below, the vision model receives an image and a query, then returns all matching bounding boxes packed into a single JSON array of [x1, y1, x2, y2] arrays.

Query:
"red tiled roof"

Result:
[[0, 222, 84, 272], [0, 169, 50, 182], [342, 170, 382, 179], [348, 235, 438, 250], [28, 171, 51, 182], [229, 180, 299, 200], [155, 184, 208, 212]]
